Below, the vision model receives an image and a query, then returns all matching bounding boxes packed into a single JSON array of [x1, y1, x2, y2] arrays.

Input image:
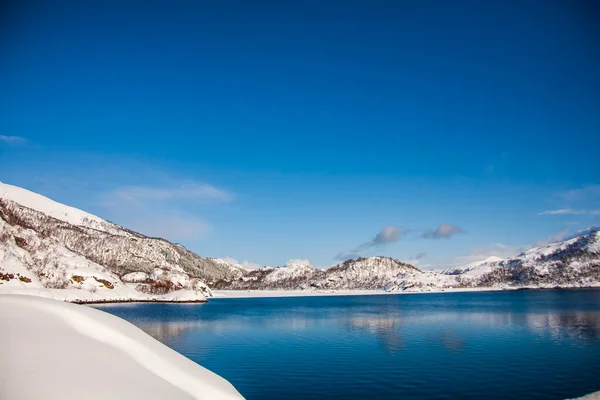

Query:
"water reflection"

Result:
[[137, 321, 204, 343], [525, 311, 600, 342], [439, 330, 465, 354], [348, 314, 404, 353], [103, 293, 600, 350]]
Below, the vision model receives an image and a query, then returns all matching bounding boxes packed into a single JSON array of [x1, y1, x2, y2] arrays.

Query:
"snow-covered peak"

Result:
[[0, 181, 126, 236], [264, 261, 316, 282], [518, 229, 600, 264], [337, 256, 419, 272], [465, 256, 503, 268], [443, 256, 504, 275]]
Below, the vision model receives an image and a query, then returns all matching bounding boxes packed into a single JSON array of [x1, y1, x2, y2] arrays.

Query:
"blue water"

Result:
[[98, 290, 600, 399]]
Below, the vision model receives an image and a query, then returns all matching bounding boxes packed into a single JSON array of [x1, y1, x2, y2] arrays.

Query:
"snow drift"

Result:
[[0, 294, 244, 400]]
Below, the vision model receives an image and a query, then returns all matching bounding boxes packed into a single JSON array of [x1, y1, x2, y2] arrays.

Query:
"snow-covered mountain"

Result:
[[215, 256, 456, 292], [215, 234, 600, 292], [0, 182, 238, 302], [458, 231, 600, 288], [442, 256, 504, 276]]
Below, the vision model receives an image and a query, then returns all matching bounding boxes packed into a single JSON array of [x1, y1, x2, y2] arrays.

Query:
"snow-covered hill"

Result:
[[0, 182, 237, 303], [460, 231, 600, 288], [215, 234, 600, 292], [215, 256, 457, 292]]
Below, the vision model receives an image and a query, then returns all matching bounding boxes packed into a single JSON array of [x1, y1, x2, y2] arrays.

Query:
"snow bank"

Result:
[[569, 391, 600, 400], [0, 286, 208, 303], [0, 295, 244, 400]]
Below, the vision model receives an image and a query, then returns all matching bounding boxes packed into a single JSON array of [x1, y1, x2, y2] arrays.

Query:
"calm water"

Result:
[[98, 290, 600, 399]]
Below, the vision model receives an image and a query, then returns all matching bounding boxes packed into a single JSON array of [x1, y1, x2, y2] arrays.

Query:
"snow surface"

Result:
[[442, 256, 504, 277], [0, 295, 243, 400], [0, 181, 128, 236], [571, 392, 600, 400]]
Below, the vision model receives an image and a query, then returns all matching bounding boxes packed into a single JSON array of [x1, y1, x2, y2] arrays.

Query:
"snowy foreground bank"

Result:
[[0, 285, 209, 304], [0, 295, 244, 400]]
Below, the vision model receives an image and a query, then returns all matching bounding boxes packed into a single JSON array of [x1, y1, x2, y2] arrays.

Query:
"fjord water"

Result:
[[99, 290, 600, 400]]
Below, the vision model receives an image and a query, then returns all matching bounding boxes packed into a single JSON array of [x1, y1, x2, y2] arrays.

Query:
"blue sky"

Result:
[[1, 0, 599, 268]]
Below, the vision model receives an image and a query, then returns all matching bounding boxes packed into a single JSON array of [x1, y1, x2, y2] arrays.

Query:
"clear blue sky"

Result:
[[1, 0, 599, 268]]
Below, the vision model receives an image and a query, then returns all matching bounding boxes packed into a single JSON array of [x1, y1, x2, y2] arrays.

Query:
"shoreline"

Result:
[[4, 285, 599, 305], [73, 298, 208, 305], [212, 285, 600, 299]]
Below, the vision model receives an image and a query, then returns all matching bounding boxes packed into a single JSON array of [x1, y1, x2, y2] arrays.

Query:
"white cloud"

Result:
[[99, 180, 232, 243], [126, 214, 211, 241], [562, 185, 600, 202], [539, 186, 600, 217], [110, 183, 232, 204], [422, 224, 464, 239], [534, 230, 569, 247], [374, 226, 401, 244], [538, 208, 596, 215], [0, 135, 26, 144], [335, 226, 403, 261]]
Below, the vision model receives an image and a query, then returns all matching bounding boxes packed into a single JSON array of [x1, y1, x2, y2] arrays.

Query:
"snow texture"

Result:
[[0, 294, 244, 400]]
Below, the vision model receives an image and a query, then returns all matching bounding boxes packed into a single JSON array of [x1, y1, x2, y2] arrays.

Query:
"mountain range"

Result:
[[1, 182, 599, 302]]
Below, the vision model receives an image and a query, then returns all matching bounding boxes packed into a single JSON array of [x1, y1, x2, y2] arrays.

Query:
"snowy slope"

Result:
[[0, 183, 238, 302], [0, 181, 127, 236], [0, 295, 244, 400], [454, 231, 600, 288], [442, 256, 504, 276]]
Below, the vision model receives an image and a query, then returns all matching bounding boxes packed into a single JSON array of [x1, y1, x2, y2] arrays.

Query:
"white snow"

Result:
[[0, 181, 128, 236], [265, 261, 315, 283], [570, 392, 600, 400], [0, 294, 244, 400], [442, 256, 504, 277]]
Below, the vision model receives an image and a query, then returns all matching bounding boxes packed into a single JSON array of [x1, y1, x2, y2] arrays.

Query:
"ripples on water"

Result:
[[98, 290, 600, 400]]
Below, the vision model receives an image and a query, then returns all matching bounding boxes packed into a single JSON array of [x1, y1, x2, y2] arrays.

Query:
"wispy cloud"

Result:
[[534, 230, 569, 247], [336, 226, 402, 261], [110, 183, 233, 204], [422, 224, 464, 239], [373, 226, 401, 245], [562, 185, 600, 202], [127, 214, 211, 241], [99, 180, 232, 242], [0, 135, 26, 144], [538, 208, 600, 216]]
